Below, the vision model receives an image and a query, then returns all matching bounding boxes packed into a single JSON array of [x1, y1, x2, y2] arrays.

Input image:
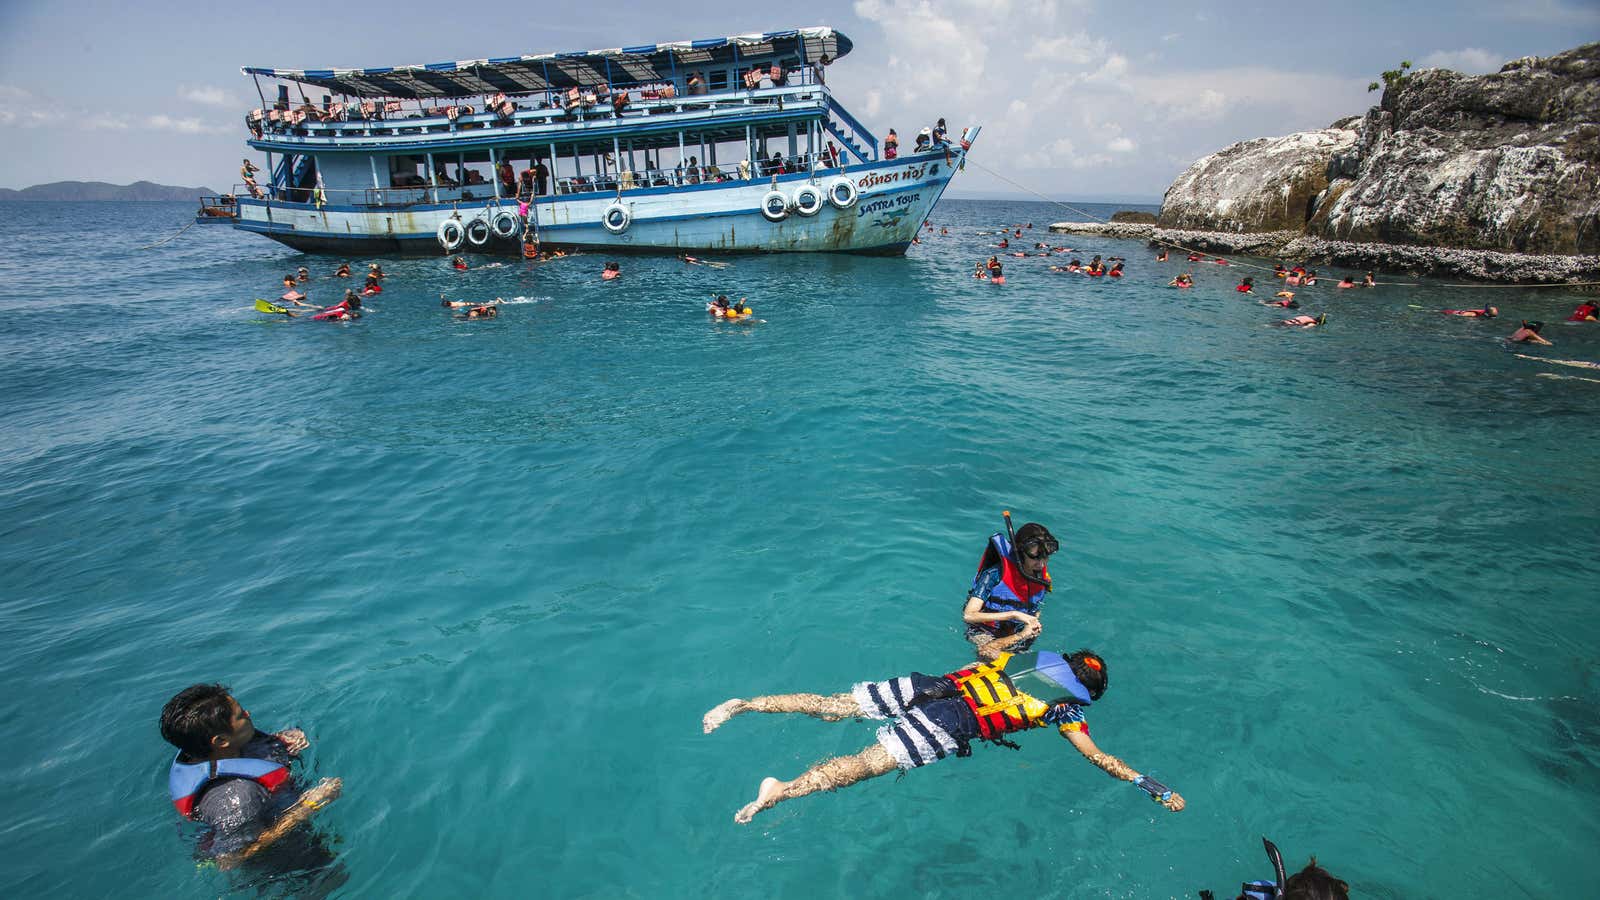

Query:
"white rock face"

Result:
[[1160, 129, 1359, 233], [1162, 42, 1600, 253]]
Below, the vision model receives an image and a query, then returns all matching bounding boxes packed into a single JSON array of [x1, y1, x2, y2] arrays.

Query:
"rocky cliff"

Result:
[[1159, 42, 1600, 254]]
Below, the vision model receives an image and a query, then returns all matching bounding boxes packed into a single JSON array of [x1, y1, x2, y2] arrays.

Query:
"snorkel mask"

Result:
[[1004, 511, 1057, 589], [1006, 649, 1098, 706]]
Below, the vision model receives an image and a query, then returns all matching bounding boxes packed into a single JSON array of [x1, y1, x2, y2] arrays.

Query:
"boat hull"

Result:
[[229, 149, 969, 256]]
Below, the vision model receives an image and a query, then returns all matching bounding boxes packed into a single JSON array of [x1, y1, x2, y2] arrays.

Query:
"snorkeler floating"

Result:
[[703, 646, 1184, 824], [963, 515, 1056, 661]]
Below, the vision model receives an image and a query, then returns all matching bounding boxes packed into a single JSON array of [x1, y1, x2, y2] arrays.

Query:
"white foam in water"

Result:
[[499, 296, 542, 304]]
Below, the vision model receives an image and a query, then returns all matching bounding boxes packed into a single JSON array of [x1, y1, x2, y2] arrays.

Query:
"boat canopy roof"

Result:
[[243, 27, 851, 100]]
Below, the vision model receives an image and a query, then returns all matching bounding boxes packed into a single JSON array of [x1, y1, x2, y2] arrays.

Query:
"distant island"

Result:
[[0, 181, 218, 202]]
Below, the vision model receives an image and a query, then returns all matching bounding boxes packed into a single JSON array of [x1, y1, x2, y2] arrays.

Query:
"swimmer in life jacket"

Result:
[[313, 289, 363, 320], [295, 267, 310, 284], [602, 261, 621, 280], [333, 262, 350, 278], [1188, 253, 1206, 262], [998, 238, 1009, 249], [160, 683, 341, 869], [940, 227, 948, 235], [1443, 306, 1497, 318], [279, 275, 314, 308], [1236, 277, 1255, 294], [986, 256, 1005, 285], [361, 274, 382, 296], [1108, 261, 1124, 277], [453, 257, 468, 270], [1363, 271, 1376, 287], [1569, 300, 1600, 322], [1336, 275, 1357, 289], [1509, 320, 1552, 345], [1273, 264, 1287, 278], [1170, 273, 1194, 288], [442, 295, 503, 309], [367, 263, 386, 280], [964, 518, 1056, 660], [1214, 258, 1230, 266], [1156, 248, 1169, 262], [459, 304, 498, 319], [973, 262, 989, 280], [1284, 272, 1301, 287], [1264, 291, 1299, 308], [1198, 838, 1350, 900], [703, 646, 1185, 824], [1302, 270, 1317, 286], [1276, 314, 1326, 328]]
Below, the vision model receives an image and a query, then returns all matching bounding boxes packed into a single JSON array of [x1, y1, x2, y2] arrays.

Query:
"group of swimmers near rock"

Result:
[[161, 510, 1349, 897], [954, 227, 1599, 345]]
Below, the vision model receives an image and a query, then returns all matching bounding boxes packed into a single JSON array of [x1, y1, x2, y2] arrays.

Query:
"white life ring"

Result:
[[464, 217, 491, 247], [792, 184, 824, 216], [602, 202, 631, 234], [760, 190, 789, 222], [827, 177, 858, 209], [437, 217, 464, 252], [490, 209, 521, 240]]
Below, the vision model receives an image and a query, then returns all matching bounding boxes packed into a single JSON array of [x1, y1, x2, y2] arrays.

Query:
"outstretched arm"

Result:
[[215, 778, 342, 871], [1062, 727, 1185, 812]]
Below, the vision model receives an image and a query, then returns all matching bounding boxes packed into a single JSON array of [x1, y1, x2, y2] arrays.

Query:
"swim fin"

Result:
[[255, 299, 290, 315]]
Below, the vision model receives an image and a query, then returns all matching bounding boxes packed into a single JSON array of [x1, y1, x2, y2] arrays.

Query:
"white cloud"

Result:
[[1108, 136, 1137, 153], [1417, 48, 1504, 75], [146, 114, 231, 135], [1496, 0, 1600, 24], [179, 85, 232, 106]]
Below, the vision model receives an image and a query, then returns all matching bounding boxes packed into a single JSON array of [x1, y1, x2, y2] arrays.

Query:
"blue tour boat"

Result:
[[204, 27, 979, 255]]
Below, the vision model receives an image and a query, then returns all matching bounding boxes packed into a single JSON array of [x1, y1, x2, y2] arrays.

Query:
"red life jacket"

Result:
[[1236, 284, 1252, 292]]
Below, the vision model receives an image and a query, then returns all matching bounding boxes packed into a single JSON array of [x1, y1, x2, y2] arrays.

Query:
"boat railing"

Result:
[[229, 149, 843, 208], [248, 81, 828, 143]]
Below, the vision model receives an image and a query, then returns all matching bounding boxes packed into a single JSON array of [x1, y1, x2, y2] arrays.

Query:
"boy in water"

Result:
[[159, 684, 340, 869]]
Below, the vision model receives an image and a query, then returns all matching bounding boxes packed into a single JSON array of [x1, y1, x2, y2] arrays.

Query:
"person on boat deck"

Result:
[[932, 118, 950, 147], [497, 160, 515, 195], [769, 151, 787, 175], [964, 521, 1057, 659], [1567, 300, 1599, 322], [160, 683, 341, 867], [1443, 306, 1497, 318], [532, 158, 550, 196], [433, 164, 458, 188], [1236, 277, 1255, 294], [240, 158, 264, 199], [1509, 320, 1553, 345], [333, 262, 350, 278], [769, 63, 788, 87], [884, 128, 899, 160], [914, 127, 932, 152], [701, 647, 1186, 824], [687, 72, 707, 96]]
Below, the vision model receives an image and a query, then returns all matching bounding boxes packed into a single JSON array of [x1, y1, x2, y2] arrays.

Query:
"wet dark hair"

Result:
[[160, 683, 235, 758], [1524, 320, 1544, 333], [441, 299, 451, 307], [1242, 277, 1254, 286], [1286, 299, 1300, 309], [1014, 522, 1054, 548], [1283, 858, 1350, 900], [1066, 650, 1107, 700]]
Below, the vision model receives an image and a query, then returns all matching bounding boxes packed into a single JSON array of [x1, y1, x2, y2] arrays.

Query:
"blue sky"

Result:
[[1, 0, 1593, 201]]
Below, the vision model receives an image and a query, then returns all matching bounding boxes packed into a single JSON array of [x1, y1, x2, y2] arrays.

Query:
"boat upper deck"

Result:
[[244, 27, 862, 154]]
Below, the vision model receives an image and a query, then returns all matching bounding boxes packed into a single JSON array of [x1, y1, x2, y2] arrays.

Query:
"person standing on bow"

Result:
[[962, 514, 1058, 660]]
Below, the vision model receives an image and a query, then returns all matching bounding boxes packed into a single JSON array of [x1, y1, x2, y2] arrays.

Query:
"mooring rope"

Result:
[[134, 220, 197, 251]]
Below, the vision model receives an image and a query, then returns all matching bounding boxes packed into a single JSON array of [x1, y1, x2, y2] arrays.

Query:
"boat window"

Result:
[[707, 69, 728, 92]]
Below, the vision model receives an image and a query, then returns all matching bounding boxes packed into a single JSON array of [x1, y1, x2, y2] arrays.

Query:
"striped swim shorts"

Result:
[[851, 673, 975, 770]]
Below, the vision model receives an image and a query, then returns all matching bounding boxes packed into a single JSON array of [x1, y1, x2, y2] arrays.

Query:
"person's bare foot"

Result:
[[702, 699, 745, 734], [734, 777, 783, 824]]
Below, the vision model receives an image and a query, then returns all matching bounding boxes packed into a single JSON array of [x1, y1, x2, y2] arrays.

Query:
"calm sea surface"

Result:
[[1, 199, 1597, 898]]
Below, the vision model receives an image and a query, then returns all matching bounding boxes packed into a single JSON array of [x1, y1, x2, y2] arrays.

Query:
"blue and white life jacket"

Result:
[[168, 755, 290, 819]]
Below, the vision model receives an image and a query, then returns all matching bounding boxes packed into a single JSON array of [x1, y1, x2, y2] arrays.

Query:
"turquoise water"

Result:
[[2, 199, 1597, 898]]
